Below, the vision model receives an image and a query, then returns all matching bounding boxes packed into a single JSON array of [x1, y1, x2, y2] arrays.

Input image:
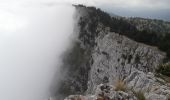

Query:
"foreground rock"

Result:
[[65, 84, 137, 100]]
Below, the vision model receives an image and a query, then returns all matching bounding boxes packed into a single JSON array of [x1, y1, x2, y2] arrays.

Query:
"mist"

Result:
[[0, 3, 75, 100], [0, 0, 170, 100]]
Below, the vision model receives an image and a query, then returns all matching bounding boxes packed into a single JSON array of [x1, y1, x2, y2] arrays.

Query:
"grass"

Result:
[[114, 80, 146, 100], [97, 96, 105, 100], [115, 80, 127, 92]]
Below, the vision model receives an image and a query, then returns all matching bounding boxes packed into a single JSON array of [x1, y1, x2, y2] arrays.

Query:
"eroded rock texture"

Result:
[[53, 5, 170, 100]]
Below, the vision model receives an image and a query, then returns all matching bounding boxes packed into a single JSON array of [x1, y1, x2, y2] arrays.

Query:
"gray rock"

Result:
[[65, 84, 137, 100], [87, 32, 166, 94], [63, 6, 170, 100], [64, 24, 170, 100]]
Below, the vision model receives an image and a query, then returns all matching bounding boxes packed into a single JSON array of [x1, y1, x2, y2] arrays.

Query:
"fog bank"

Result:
[[0, 3, 75, 100]]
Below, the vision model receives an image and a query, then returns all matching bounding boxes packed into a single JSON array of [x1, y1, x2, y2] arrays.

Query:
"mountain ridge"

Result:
[[51, 5, 170, 100]]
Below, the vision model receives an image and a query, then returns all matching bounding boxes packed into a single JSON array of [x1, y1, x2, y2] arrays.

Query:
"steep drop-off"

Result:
[[53, 5, 170, 100]]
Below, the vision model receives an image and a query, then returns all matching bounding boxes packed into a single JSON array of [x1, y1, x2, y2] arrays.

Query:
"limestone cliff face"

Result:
[[87, 30, 164, 91], [86, 31, 170, 99], [55, 5, 170, 100]]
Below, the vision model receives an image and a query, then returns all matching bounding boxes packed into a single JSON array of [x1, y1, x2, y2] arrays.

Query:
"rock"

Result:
[[65, 84, 137, 100], [87, 32, 165, 94], [64, 95, 86, 100], [146, 93, 167, 100], [61, 5, 170, 100]]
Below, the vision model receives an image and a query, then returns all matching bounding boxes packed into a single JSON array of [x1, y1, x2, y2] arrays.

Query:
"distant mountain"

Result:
[[50, 5, 170, 100]]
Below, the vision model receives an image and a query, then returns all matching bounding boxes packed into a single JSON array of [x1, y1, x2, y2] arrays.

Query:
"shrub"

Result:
[[159, 33, 170, 59], [157, 64, 170, 76], [115, 80, 127, 92]]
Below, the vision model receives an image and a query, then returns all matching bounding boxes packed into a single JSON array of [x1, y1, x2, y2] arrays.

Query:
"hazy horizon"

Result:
[[1, 0, 170, 20], [99, 5, 170, 21]]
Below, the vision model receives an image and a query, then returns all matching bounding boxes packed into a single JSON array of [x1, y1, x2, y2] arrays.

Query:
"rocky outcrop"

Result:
[[84, 31, 170, 99], [54, 5, 170, 100], [63, 32, 170, 100], [65, 84, 137, 100], [87, 31, 165, 92]]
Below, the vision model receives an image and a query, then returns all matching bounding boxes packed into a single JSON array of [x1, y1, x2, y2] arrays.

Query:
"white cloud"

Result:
[[1, 0, 169, 10], [78, 0, 170, 9], [0, 2, 75, 100]]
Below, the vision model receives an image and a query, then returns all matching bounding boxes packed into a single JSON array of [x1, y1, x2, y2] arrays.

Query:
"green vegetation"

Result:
[[159, 34, 170, 58], [77, 4, 170, 78], [60, 5, 170, 97], [77, 5, 170, 59], [126, 17, 170, 34], [157, 64, 170, 76]]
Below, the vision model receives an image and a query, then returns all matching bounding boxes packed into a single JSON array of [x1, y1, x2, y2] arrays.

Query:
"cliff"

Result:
[[53, 5, 170, 100]]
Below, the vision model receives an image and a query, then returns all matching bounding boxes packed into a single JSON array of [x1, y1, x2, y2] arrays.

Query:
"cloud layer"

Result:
[[0, 3, 75, 100], [1, 0, 170, 9]]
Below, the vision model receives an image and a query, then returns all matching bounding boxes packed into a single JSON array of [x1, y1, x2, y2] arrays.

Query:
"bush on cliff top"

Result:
[[157, 64, 170, 76]]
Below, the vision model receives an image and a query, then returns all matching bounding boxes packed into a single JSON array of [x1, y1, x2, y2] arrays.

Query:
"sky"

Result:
[[1, 0, 170, 7], [1, 0, 170, 10], [74, 0, 170, 21], [1, 0, 170, 20], [0, 0, 170, 100], [94, 0, 170, 21]]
